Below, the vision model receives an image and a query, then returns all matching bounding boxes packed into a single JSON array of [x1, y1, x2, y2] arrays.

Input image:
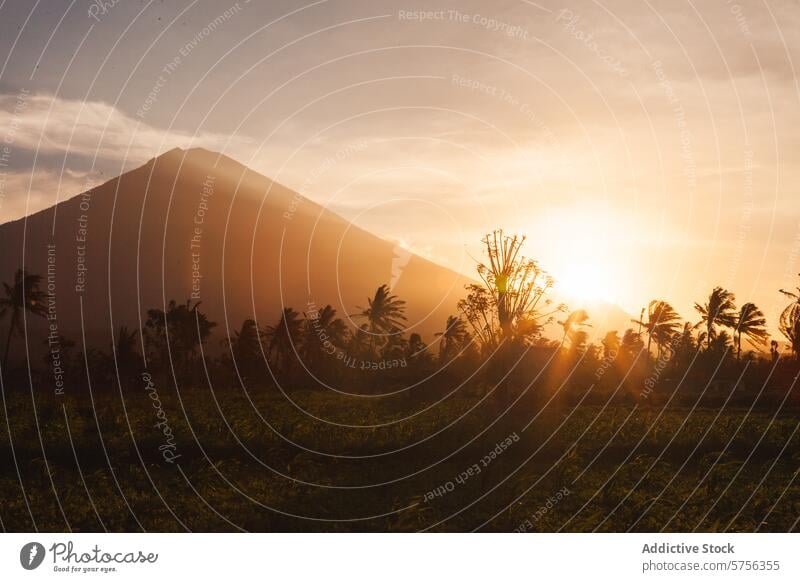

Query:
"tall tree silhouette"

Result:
[[601, 331, 621, 362], [226, 319, 265, 378], [671, 322, 697, 365], [110, 326, 142, 385], [733, 302, 768, 360], [559, 309, 591, 351], [632, 300, 681, 356], [267, 308, 302, 371], [301, 305, 348, 369], [694, 287, 737, 350], [406, 332, 431, 363], [145, 299, 216, 373], [435, 315, 468, 362], [779, 275, 800, 360], [357, 284, 407, 356], [458, 230, 562, 350], [1, 269, 47, 373]]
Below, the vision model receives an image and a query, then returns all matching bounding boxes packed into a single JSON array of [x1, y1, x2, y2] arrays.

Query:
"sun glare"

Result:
[[556, 260, 618, 304], [527, 205, 638, 309]]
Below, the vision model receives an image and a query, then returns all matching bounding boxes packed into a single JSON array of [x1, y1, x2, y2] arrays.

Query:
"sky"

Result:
[[1, 0, 800, 334]]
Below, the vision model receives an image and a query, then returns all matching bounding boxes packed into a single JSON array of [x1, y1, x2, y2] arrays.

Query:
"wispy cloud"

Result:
[[0, 92, 254, 163], [0, 92, 255, 222]]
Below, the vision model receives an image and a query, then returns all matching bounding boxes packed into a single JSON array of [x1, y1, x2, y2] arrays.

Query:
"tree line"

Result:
[[2, 231, 800, 392]]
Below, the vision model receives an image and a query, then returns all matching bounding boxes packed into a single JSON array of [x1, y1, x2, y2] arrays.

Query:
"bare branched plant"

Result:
[[458, 230, 564, 352]]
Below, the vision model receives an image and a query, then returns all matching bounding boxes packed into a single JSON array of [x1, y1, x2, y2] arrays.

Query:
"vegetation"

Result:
[[0, 235, 798, 532]]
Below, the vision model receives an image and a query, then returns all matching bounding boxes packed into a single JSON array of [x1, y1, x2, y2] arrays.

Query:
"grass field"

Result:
[[1, 379, 797, 532]]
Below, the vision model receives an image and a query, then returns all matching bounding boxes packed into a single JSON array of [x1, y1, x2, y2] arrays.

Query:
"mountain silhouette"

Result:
[[0, 148, 470, 359]]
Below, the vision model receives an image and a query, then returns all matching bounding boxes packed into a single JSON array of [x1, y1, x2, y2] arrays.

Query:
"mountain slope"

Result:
[[0, 148, 471, 358]]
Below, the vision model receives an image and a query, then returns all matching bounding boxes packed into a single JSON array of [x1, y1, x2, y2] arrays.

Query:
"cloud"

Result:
[[0, 92, 255, 222], [0, 167, 92, 222], [0, 92, 254, 163]]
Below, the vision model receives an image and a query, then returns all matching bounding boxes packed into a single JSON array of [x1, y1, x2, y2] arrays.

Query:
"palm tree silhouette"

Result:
[[301, 305, 348, 368], [145, 299, 216, 373], [559, 309, 591, 350], [601, 331, 621, 361], [733, 302, 768, 360], [779, 275, 800, 360], [357, 284, 406, 356], [632, 300, 681, 356], [694, 287, 737, 350], [621, 328, 643, 356], [226, 319, 265, 376], [1, 269, 47, 373], [435, 315, 467, 362], [671, 321, 696, 364], [267, 308, 302, 371], [112, 326, 142, 383]]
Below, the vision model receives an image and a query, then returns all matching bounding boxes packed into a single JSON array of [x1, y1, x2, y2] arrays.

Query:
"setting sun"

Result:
[[556, 260, 619, 304], [524, 204, 637, 310]]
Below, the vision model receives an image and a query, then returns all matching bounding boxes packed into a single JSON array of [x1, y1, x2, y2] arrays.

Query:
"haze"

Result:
[[1, 0, 799, 331]]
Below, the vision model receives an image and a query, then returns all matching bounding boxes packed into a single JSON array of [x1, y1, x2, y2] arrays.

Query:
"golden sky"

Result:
[[1, 0, 799, 332]]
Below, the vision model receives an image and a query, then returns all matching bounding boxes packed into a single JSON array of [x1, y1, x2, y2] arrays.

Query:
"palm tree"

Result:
[[301, 305, 348, 368], [632, 300, 681, 356], [559, 309, 591, 351], [112, 326, 142, 383], [406, 333, 430, 360], [145, 299, 216, 373], [357, 284, 407, 356], [733, 302, 768, 360], [694, 287, 737, 349], [671, 321, 697, 364], [267, 308, 302, 371], [226, 319, 265, 376], [435, 315, 467, 362], [1, 269, 47, 373], [601, 331, 621, 362], [621, 328, 643, 356], [708, 329, 733, 357], [381, 331, 408, 360], [347, 324, 371, 359], [779, 275, 800, 360]]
